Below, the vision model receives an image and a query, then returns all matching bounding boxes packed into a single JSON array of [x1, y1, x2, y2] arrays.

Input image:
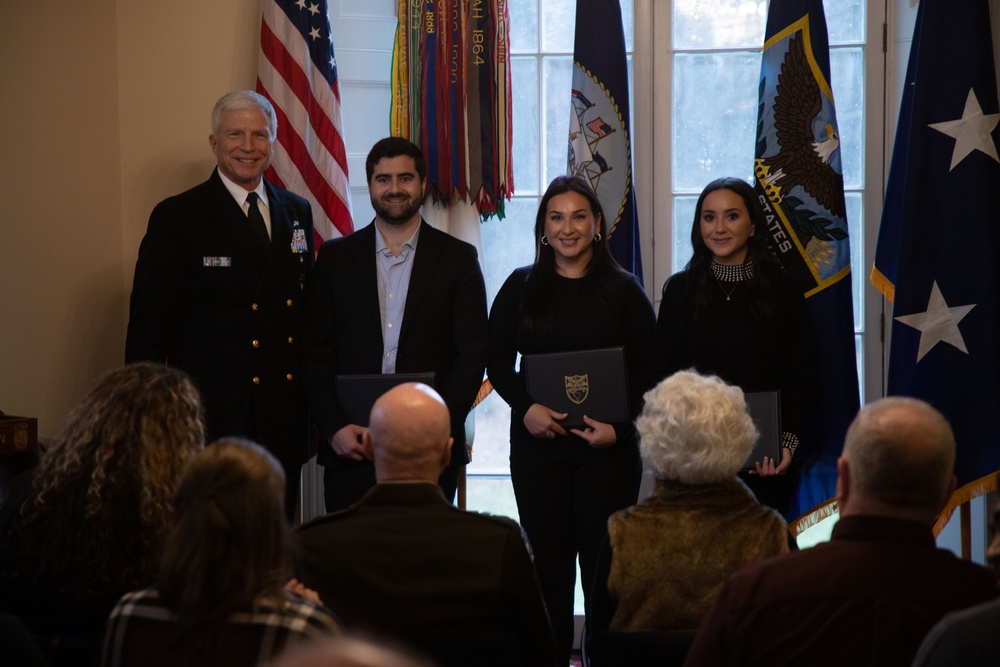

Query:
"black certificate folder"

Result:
[[744, 391, 782, 470], [521, 347, 629, 430], [336, 372, 435, 426]]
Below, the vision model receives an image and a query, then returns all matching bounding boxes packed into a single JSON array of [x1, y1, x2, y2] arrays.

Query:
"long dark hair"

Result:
[[158, 438, 291, 640], [10, 363, 204, 608], [520, 175, 626, 331], [683, 177, 781, 321]]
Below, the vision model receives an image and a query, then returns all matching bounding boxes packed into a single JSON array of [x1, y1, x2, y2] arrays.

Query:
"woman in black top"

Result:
[[488, 175, 656, 665], [655, 176, 818, 513]]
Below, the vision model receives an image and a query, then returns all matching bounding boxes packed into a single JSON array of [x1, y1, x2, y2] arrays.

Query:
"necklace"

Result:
[[716, 279, 739, 301]]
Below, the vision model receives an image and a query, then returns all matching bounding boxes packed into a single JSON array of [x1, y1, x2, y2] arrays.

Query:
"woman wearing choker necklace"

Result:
[[654, 177, 818, 514]]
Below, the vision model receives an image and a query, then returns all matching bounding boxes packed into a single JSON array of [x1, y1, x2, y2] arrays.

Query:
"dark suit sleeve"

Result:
[[653, 273, 689, 382], [437, 242, 489, 440], [585, 533, 616, 641], [301, 241, 349, 444], [613, 275, 657, 444], [486, 268, 535, 416], [500, 525, 557, 667], [777, 277, 819, 446], [125, 201, 186, 363]]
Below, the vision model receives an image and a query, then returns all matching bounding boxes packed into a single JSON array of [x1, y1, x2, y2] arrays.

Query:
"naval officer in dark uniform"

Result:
[[125, 90, 315, 519]]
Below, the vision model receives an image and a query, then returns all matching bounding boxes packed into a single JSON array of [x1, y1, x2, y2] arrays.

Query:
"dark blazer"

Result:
[[125, 169, 315, 470], [301, 220, 488, 468], [292, 483, 556, 667]]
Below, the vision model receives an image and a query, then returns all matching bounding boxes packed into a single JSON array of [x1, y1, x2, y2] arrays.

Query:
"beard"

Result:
[[372, 192, 423, 226]]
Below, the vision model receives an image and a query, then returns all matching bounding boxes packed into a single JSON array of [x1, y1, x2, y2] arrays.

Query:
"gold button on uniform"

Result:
[[252, 376, 260, 385], [286, 373, 293, 381], [286, 299, 293, 307], [287, 336, 294, 344], [252, 339, 260, 348], [252, 303, 259, 311]]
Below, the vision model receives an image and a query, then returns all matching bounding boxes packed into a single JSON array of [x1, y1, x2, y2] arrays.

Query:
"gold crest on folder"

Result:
[[565, 374, 589, 405]]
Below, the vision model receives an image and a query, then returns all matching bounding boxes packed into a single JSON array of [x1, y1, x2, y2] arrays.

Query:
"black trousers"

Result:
[[510, 429, 641, 666]]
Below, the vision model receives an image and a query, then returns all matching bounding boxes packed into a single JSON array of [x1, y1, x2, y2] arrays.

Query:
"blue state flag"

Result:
[[872, 0, 1000, 492], [754, 0, 860, 517], [568, 0, 642, 284]]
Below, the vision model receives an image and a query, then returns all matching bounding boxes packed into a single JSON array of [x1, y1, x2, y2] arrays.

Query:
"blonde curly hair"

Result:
[[15, 362, 205, 606]]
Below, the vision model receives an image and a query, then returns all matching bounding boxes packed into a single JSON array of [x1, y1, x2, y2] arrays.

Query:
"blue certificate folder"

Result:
[[336, 372, 435, 426], [521, 347, 629, 430], [744, 391, 782, 470]]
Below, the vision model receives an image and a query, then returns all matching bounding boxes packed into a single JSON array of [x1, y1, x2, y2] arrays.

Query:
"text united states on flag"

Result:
[[257, 0, 353, 243]]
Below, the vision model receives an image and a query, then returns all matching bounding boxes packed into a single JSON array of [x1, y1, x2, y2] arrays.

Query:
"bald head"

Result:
[[838, 397, 956, 521], [364, 383, 453, 482]]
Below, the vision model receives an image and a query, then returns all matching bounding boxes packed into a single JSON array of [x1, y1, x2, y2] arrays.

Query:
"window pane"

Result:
[[465, 472, 520, 516], [845, 191, 863, 331], [509, 0, 538, 52], [540, 0, 634, 53], [542, 55, 573, 186], [831, 47, 864, 189], [620, 0, 634, 52], [672, 52, 759, 192], [540, 0, 574, 53], [468, 392, 517, 475], [672, 195, 697, 274], [824, 0, 866, 44], [673, 0, 766, 49], [511, 57, 540, 195], [481, 197, 538, 305]]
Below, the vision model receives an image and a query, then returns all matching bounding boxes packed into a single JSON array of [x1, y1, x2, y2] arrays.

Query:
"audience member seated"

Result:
[[585, 371, 790, 666], [911, 476, 1000, 666], [270, 634, 437, 667], [0, 362, 205, 665], [683, 396, 999, 667], [292, 383, 556, 667], [101, 438, 340, 666]]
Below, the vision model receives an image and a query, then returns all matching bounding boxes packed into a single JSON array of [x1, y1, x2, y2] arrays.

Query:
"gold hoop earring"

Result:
[[594, 233, 602, 242], [540, 236, 549, 246]]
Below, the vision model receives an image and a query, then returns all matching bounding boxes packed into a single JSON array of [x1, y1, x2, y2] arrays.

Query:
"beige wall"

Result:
[[0, 0, 260, 439]]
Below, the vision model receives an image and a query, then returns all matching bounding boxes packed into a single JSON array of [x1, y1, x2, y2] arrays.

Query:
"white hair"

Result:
[[636, 370, 757, 484], [211, 90, 277, 139]]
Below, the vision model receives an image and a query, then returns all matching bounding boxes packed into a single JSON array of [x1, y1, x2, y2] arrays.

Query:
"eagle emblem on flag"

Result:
[[754, 19, 851, 294]]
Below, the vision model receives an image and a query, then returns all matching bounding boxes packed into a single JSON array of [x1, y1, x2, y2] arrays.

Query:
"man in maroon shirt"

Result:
[[684, 397, 998, 667]]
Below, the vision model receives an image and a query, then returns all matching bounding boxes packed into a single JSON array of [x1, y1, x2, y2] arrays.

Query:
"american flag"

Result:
[[257, 0, 353, 242]]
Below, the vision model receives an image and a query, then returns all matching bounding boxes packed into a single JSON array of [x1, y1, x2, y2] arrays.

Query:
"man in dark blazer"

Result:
[[301, 136, 488, 511], [125, 91, 314, 519], [292, 383, 556, 667]]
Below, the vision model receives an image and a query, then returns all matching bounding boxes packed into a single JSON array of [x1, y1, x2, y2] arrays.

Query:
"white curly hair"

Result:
[[637, 370, 757, 484]]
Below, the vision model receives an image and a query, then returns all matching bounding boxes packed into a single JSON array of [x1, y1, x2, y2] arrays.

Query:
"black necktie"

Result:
[[246, 192, 270, 247]]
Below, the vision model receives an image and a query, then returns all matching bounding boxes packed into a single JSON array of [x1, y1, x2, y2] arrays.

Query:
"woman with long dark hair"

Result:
[[101, 438, 339, 665], [487, 175, 657, 665], [655, 176, 818, 513]]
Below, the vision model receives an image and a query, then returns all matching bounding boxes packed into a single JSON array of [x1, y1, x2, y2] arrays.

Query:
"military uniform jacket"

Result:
[[125, 169, 315, 470]]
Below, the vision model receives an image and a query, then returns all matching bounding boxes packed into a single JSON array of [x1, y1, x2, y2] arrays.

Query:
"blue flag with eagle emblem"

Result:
[[754, 0, 860, 518], [567, 0, 642, 285], [873, 0, 1000, 491]]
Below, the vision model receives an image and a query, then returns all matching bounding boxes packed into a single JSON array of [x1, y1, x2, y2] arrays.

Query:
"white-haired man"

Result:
[[125, 90, 314, 520], [684, 397, 998, 667]]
